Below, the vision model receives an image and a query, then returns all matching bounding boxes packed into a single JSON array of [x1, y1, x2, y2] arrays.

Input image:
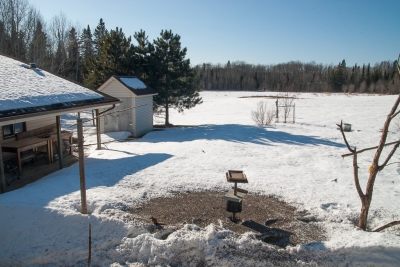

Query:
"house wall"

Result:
[[26, 117, 56, 131], [134, 96, 154, 137], [100, 80, 133, 98], [98, 78, 155, 137], [103, 97, 134, 134], [1, 117, 56, 144]]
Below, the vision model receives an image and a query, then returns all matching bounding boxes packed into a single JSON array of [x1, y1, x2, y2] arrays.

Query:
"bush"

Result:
[[251, 101, 275, 126]]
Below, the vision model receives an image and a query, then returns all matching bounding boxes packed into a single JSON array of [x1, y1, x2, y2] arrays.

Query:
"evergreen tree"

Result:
[[0, 20, 10, 55], [150, 30, 202, 125], [65, 27, 80, 81], [54, 30, 67, 76], [80, 25, 94, 62], [28, 20, 48, 68], [93, 18, 108, 57], [83, 27, 134, 88], [133, 29, 154, 80]]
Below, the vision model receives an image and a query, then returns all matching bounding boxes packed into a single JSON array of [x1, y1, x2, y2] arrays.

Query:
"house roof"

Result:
[[0, 54, 121, 124], [112, 76, 158, 96]]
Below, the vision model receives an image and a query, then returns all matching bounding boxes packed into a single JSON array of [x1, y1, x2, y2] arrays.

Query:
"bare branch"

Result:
[[384, 161, 400, 167], [391, 109, 400, 119], [341, 140, 400, 158], [373, 221, 400, 232], [336, 120, 355, 153], [378, 143, 400, 171]]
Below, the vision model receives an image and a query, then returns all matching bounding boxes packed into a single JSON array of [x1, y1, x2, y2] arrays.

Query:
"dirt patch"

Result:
[[239, 95, 302, 99], [130, 191, 326, 247]]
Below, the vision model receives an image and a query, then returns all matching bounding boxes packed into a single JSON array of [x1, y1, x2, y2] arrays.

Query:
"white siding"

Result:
[[26, 117, 56, 131], [99, 80, 133, 98], [103, 97, 134, 134], [134, 96, 153, 137]]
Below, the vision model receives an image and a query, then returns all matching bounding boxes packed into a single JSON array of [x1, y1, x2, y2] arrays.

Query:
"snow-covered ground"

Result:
[[1, 91, 400, 266]]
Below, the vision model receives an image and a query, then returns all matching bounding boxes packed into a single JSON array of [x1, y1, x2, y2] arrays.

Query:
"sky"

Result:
[[29, 0, 399, 67]]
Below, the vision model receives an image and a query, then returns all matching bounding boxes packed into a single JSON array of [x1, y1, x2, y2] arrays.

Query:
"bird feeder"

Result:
[[224, 170, 248, 222], [343, 123, 352, 132]]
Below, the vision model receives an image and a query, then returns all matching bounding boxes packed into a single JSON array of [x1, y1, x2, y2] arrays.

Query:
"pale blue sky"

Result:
[[29, 0, 399, 67]]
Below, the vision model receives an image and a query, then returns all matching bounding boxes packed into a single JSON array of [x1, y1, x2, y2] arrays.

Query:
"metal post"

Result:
[[77, 118, 87, 214], [56, 116, 63, 169]]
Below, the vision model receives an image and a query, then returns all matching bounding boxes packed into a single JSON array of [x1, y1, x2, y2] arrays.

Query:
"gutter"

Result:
[[99, 104, 116, 115]]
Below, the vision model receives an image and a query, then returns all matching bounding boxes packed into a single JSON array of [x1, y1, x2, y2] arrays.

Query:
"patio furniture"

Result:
[[2, 138, 51, 176], [2, 152, 20, 185]]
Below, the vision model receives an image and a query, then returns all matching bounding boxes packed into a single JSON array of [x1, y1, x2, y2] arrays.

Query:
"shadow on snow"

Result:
[[0, 153, 172, 206], [146, 124, 344, 147]]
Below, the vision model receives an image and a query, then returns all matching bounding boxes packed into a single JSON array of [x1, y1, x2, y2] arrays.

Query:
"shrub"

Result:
[[251, 101, 275, 126]]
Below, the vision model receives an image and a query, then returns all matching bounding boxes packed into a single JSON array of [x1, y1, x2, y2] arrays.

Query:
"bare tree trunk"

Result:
[[338, 94, 400, 231]]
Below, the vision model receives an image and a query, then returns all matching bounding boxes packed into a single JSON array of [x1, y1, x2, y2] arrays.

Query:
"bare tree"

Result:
[[0, 0, 39, 59], [337, 95, 400, 231], [278, 92, 295, 123], [251, 101, 275, 126]]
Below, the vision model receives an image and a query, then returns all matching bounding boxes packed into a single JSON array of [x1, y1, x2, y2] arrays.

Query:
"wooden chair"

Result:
[[2, 152, 20, 185]]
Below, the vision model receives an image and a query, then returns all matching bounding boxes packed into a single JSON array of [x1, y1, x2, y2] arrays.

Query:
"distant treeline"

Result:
[[194, 60, 400, 94]]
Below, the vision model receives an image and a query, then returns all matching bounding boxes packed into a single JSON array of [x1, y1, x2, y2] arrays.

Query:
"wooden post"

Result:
[[77, 118, 87, 214], [0, 146, 6, 194], [88, 223, 92, 267], [56, 116, 64, 169], [95, 109, 101, 150], [275, 99, 279, 122], [293, 104, 295, 123], [92, 110, 96, 127]]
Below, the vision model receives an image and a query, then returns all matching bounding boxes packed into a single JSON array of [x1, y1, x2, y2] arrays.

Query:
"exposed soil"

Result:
[[239, 95, 301, 99], [130, 191, 327, 248]]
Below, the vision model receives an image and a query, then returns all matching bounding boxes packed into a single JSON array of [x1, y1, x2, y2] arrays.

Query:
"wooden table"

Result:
[[2, 137, 51, 176]]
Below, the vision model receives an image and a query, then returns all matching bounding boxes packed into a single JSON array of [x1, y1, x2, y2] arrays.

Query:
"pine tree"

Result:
[[28, 20, 48, 68], [83, 27, 134, 88], [150, 30, 202, 125], [80, 25, 94, 62], [65, 27, 80, 81], [93, 18, 108, 57], [133, 29, 154, 80], [0, 20, 10, 55]]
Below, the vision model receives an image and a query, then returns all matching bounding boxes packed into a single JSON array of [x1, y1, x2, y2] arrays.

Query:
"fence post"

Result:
[[293, 104, 295, 123]]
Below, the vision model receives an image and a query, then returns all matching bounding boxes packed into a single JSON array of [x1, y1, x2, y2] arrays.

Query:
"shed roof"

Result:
[[0, 54, 120, 124], [112, 76, 158, 96]]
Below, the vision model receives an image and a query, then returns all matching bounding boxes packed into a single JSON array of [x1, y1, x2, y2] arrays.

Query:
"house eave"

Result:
[[0, 100, 121, 126]]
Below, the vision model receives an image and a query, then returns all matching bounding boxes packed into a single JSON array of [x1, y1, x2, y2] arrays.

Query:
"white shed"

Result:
[[97, 76, 157, 137]]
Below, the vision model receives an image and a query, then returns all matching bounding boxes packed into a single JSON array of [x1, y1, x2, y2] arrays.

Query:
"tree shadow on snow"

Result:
[[147, 124, 344, 147]]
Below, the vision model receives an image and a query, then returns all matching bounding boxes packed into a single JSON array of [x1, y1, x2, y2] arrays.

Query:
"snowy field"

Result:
[[1, 91, 400, 266]]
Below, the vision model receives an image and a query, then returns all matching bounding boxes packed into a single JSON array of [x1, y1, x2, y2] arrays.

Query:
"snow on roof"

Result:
[[119, 77, 146, 89], [0, 55, 104, 112]]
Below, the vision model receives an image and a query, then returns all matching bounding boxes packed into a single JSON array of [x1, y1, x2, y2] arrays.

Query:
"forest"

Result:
[[193, 60, 400, 94], [1, 0, 399, 94]]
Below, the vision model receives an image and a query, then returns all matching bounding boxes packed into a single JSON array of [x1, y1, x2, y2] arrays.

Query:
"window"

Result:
[[2, 122, 25, 138]]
